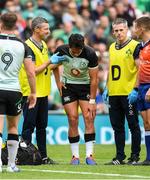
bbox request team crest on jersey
[126,49,132,57]
[42,47,48,55]
[80,62,87,68]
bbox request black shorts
[0,90,23,116]
[61,84,90,105]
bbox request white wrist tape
[89,99,96,104]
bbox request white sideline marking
[22,168,150,179]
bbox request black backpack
[2,140,42,165]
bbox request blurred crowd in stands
[0,0,149,113]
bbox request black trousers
[109,96,141,160]
[22,96,48,158]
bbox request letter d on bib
[111,65,121,80]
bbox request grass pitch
[0,144,150,179]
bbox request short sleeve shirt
[55,45,98,84]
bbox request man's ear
[112,30,115,38]
[140,27,145,33]
[34,27,40,33]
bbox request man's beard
[42,34,49,41]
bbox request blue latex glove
[102,88,109,104]
[50,52,65,64]
[127,88,138,104]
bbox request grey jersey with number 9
[0,34,32,91]
[55,45,98,84]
